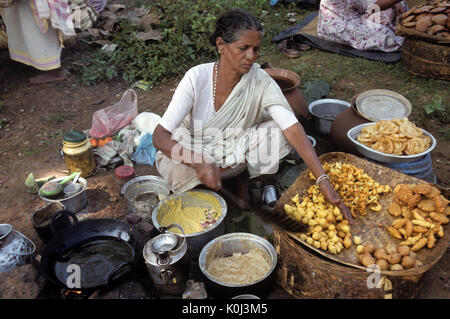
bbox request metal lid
[356,89,412,122]
[115,165,135,180]
[63,130,87,143]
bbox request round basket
[401,37,450,81]
[273,152,450,299]
[273,227,429,299]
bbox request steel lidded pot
[143,223,190,296]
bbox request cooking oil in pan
[54,239,135,288]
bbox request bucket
[367,153,436,183]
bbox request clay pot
[264,68,310,120]
[330,95,370,155]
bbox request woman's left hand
[318,179,354,225]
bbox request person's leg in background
[1,0,67,84]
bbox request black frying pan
[40,218,137,289]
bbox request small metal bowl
[63,183,83,198]
[309,99,350,135]
[199,232,277,298]
[347,123,437,163]
[150,233,178,254]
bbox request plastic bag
[131,133,157,165]
[89,89,138,138]
[132,112,161,146]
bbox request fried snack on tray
[318,162,391,218]
[386,183,449,252]
[283,162,391,255]
[356,118,432,156]
[399,2,450,39]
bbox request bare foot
[30,68,67,84]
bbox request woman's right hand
[193,162,222,191]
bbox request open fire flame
[63,289,84,298]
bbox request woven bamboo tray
[274,152,450,276]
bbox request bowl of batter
[152,189,227,258]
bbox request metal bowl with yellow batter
[151,189,227,258]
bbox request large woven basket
[401,37,450,81]
[273,227,428,299]
[273,152,449,298]
[395,16,450,81]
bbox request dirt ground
[0,43,449,299]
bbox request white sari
[156,63,294,193]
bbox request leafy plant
[439,127,450,140]
[78,50,118,86]
[76,0,276,86]
[423,96,448,123]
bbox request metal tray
[347,123,436,163]
[355,89,411,122]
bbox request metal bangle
[315,174,330,186]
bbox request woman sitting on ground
[153,9,352,222]
[317,0,408,52]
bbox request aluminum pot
[330,95,371,155]
[0,225,36,273]
[152,190,227,258]
[308,99,350,135]
[121,176,171,222]
[39,177,88,213]
[198,232,277,298]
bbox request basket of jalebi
[273,152,449,299]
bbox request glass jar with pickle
[62,131,96,178]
